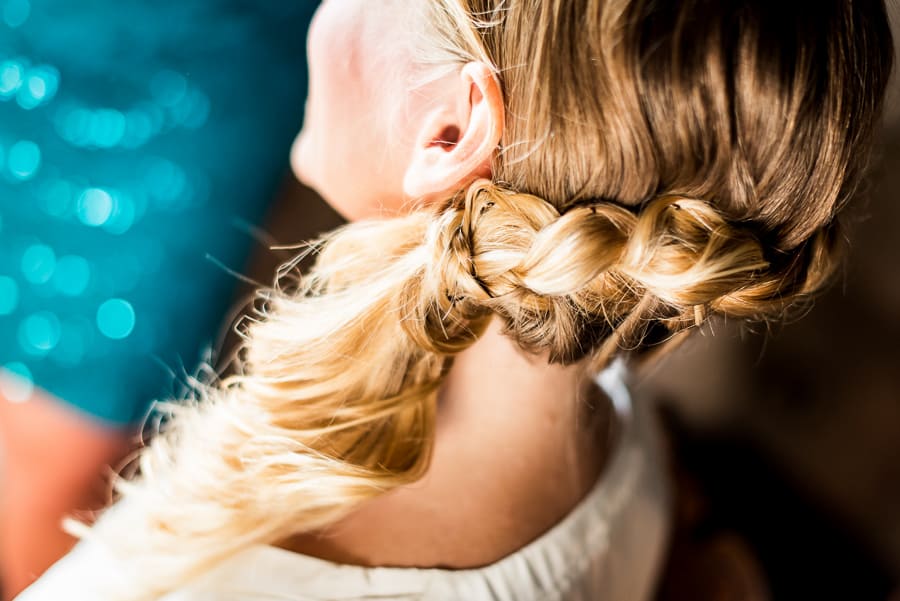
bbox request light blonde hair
[72,1,894,599]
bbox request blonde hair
[75,1,894,599]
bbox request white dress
[17,364,672,601]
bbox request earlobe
[403,61,505,202]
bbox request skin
[283,0,615,568]
[0,388,131,600]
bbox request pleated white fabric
[18,362,671,601]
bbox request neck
[280,316,615,567]
[437,316,605,490]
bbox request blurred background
[0,1,316,598]
[1,1,898,600]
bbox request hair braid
[419,180,837,367]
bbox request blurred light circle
[2,0,30,28]
[0,362,33,403]
[27,74,45,98]
[37,66,58,96]
[58,107,92,145]
[7,140,41,180]
[15,69,46,110]
[180,89,210,129]
[20,311,61,352]
[54,255,91,296]
[21,243,55,284]
[170,88,211,129]
[128,189,149,222]
[134,101,165,132]
[0,60,24,97]
[16,92,38,110]
[0,276,19,315]
[122,108,154,148]
[103,193,136,235]
[97,298,135,340]
[76,188,114,226]
[16,66,59,109]
[146,158,186,206]
[90,108,126,148]
[150,70,187,108]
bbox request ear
[403,62,504,201]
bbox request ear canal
[434,125,460,148]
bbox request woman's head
[85,3,893,599]
[299,0,894,363]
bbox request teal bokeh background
[0,0,316,423]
